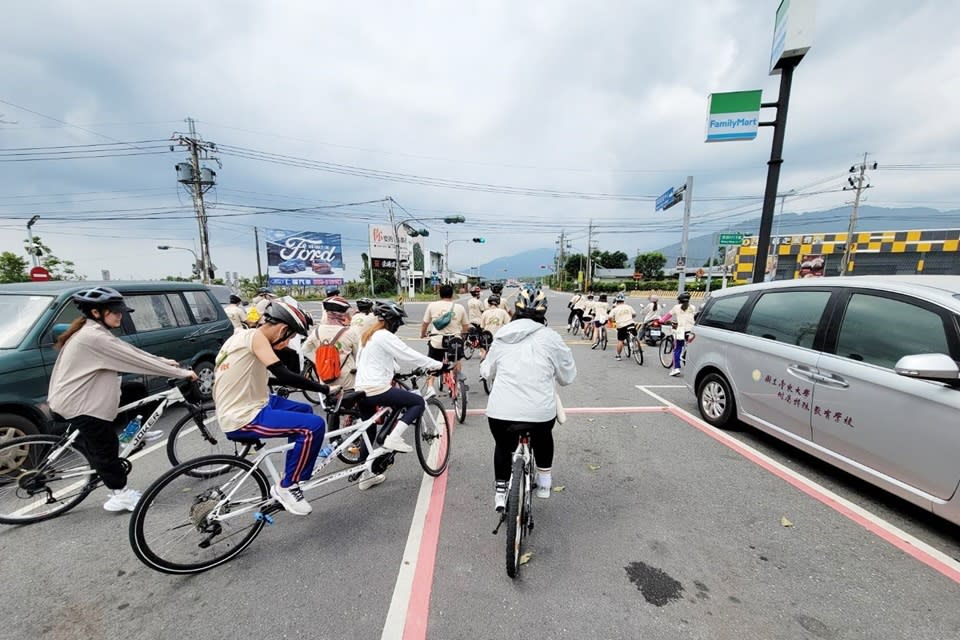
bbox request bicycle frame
[201,406,394,525]
[38,385,191,481]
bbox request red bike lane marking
[666,406,960,586]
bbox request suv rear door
[813,289,960,500]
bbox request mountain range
[467,206,960,278]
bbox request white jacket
[355,329,442,396]
[480,319,577,422]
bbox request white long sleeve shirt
[480,319,577,422]
[354,329,442,396]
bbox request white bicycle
[0,380,202,525]
[129,369,451,574]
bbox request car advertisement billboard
[265,228,344,287]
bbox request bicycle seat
[504,422,536,435]
[337,389,366,411]
[226,431,264,445]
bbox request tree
[634,252,667,280]
[0,252,28,283]
[594,250,628,269]
[413,243,424,272]
[23,235,83,280]
[563,253,585,281]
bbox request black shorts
[428,338,464,362]
[617,325,636,341]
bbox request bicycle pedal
[254,512,275,525]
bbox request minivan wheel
[191,360,216,401]
[0,413,40,443]
[697,373,736,429]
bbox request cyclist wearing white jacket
[480,287,577,512]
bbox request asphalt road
[2,289,959,640]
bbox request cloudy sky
[1,1,958,282]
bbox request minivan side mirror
[894,353,960,385]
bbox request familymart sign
[705,90,762,142]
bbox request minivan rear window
[698,294,748,330]
[744,290,831,348]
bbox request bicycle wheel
[571,318,580,336]
[454,378,467,424]
[0,435,98,524]
[130,455,269,574]
[631,336,644,365]
[463,340,475,361]
[600,329,608,351]
[301,362,325,405]
[167,405,242,478]
[505,457,526,579]
[415,398,451,476]
[659,336,675,368]
[327,412,363,465]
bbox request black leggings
[488,417,555,482]
[567,307,583,326]
[72,415,127,490]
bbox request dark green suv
[0,280,233,438]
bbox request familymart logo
[705,90,762,142]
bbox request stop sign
[29,266,51,282]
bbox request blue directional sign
[655,187,676,211]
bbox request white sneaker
[494,481,508,512]
[271,483,312,516]
[103,487,141,512]
[535,472,552,499]
[358,471,386,491]
[383,433,413,453]
[669,368,681,377]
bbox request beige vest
[213,329,270,432]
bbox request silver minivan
[686,276,960,527]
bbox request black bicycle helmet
[325,285,341,296]
[72,286,133,319]
[490,282,504,294]
[229,294,242,304]
[514,286,548,322]
[471,285,481,297]
[373,301,408,333]
[356,297,374,313]
[488,294,501,306]
[677,292,691,303]
[262,299,310,336]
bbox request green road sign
[719,233,744,245]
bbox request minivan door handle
[812,372,849,388]
[787,364,817,381]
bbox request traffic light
[417,229,429,237]
[472,237,486,243]
[443,215,466,224]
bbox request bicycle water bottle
[119,414,143,444]
[319,444,335,458]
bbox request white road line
[380,471,435,639]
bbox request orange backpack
[314,327,349,383]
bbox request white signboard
[770,0,816,75]
[368,224,412,260]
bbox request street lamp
[157,245,201,280]
[26,215,40,267]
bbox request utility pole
[585,220,593,291]
[174,117,218,285]
[678,176,693,295]
[706,232,717,294]
[253,226,263,286]
[387,198,402,297]
[839,153,877,276]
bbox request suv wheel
[696,372,736,429]
[0,413,40,443]
[192,360,216,401]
